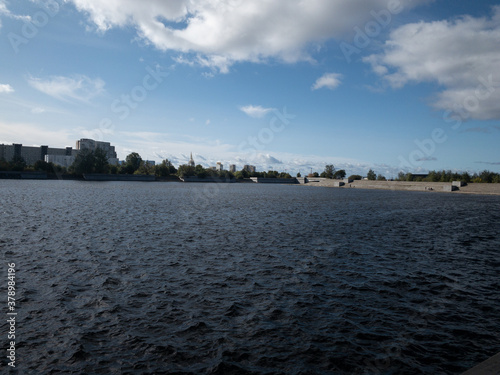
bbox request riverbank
[304,179,500,196]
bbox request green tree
[193,164,207,177]
[155,159,177,176]
[377,174,387,181]
[217,170,234,179]
[439,170,450,182]
[10,155,26,171]
[0,158,9,171]
[197,169,208,178]
[177,164,196,177]
[71,149,95,175]
[348,174,362,180]
[155,160,170,177]
[333,169,346,179]
[94,147,109,173]
[367,169,376,180]
[461,172,471,183]
[321,164,335,179]
[265,170,278,178]
[424,171,438,182]
[479,170,494,183]
[237,169,249,179]
[136,161,154,175]
[125,152,142,172]
[120,164,136,174]
[33,160,54,172]
[296,172,301,178]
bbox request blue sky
[0,0,499,177]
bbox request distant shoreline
[303,179,500,196]
[1,172,499,196]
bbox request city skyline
[1,0,499,177]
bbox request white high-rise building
[76,138,118,165]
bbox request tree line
[2,153,499,183]
[304,165,500,183]
[396,170,500,183]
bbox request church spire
[188,152,195,167]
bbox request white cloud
[31,107,46,114]
[0,83,14,93]
[257,154,282,165]
[312,73,342,90]
[69,0,428,72]
[365,6,500,120]
[27,74,105,102]
[0,0,31,23]
[239,105,274,118]
[0,121,74,146]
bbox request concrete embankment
[83,173,155,181]
[304,179,500,196]
[249,177,298,184]
[0,171,47,179]
[180,176,236,183]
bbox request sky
[0,0,499,177]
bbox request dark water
[1,180,499,374]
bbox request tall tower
[188,152,195,167]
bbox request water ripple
[0,181,499,374]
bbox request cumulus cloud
[239,105,274,118]
[365,6,500,120]
[27,74,105,102]
[312,73,342,90]
[0,121,73,146]
[0,83,14,93]
[69,0,427,72]
[257,154,283,165]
